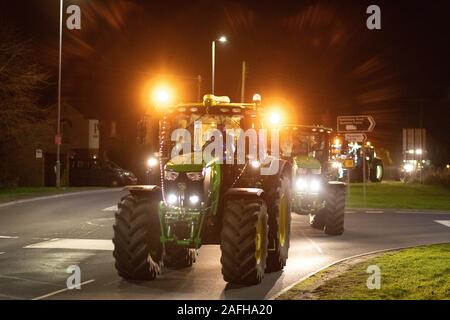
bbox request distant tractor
[332,139,384,183]
[112,94,292,285]
[279,125,346,235]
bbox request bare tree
[0,27,51,186]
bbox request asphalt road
[0,189,449,300]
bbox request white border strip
[269,241,450,300]
[350,208,450,215]
[0,188,121,209]
[32,279,95,300]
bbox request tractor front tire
[266,175,291,273]
[309,211,326,230]
[323,184,346,236]
[164,246,196,269]
[113,193,162,280]
[220,199,268,285]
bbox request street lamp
[211,35,227,94]
[55,0,64,188]
[151,85,174,110]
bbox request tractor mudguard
[201,188,265,245]
[123,185,161,198]
[327,181,346,186]
[225,188,265,199]
[262,158,292,190]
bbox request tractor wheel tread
[112,194,162,281]
[220,199,268,285]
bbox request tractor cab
[113,93,293,286]
[279,124,346,235]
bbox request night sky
[2,0,450,164]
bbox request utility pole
[197,75,202,102]
[56,0,63,188]
[240,61,246,103]
[211,40,215,94]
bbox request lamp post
[211,36,227,94]
[55,0,63,188]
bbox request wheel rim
[376,165,383,180]
[278,193,288,247]
[255,216,264,264]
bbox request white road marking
[102,205,118,212]
[345,210,357,214]
[0,252,5,255]
[435,220,450,228]
[0,188,121,209]
[299,230,323,254]
[365,210,384,214]
[396,211,450,215]
[0,235,19,239]
[24,239,114,251]
[32,279,95,300]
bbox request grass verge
[0,187,107,203]
[277,243,450,300]
[347,181,450,211]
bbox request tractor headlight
[403,163,414,173]
[167,193,178,205]
[164,170,179,181]
[295,177,320,193]
[296,178,308,191]
[250,160,261,168]
[332,161,342,169]
[186,171,204,181]
[310,179,321,192]
[147,157,158,168]
[189,195,200,205]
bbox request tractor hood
[293,156,321,170]
[165,152,218,172]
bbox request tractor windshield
[161,112,247,157]
[281,130,328,163]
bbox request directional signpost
[337,115,376,204]
[344,133,367,143]
[337,115,376,133]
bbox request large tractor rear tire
[323,183,346,236]
[113,193,162,280]
[266,175,291,273]
[370,159,384,183]
[220,199,268,285]
[164,246,196,269]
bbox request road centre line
[102,205,118,211]
[299,229,323,254]
[435,220,450,228]
[0,235,19,239]
[24,238,114,251]
[0,188,121,209]
[32,279,95,300]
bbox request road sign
[337,115,376,133]
[35,149,43,159]
[54,134,61,145]
[344,133,367,143]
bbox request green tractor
[112,94,292,285]
[280,125,346,236]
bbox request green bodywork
[159,153,222,249]
[294,156,321,170]
[292,157,325,214]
